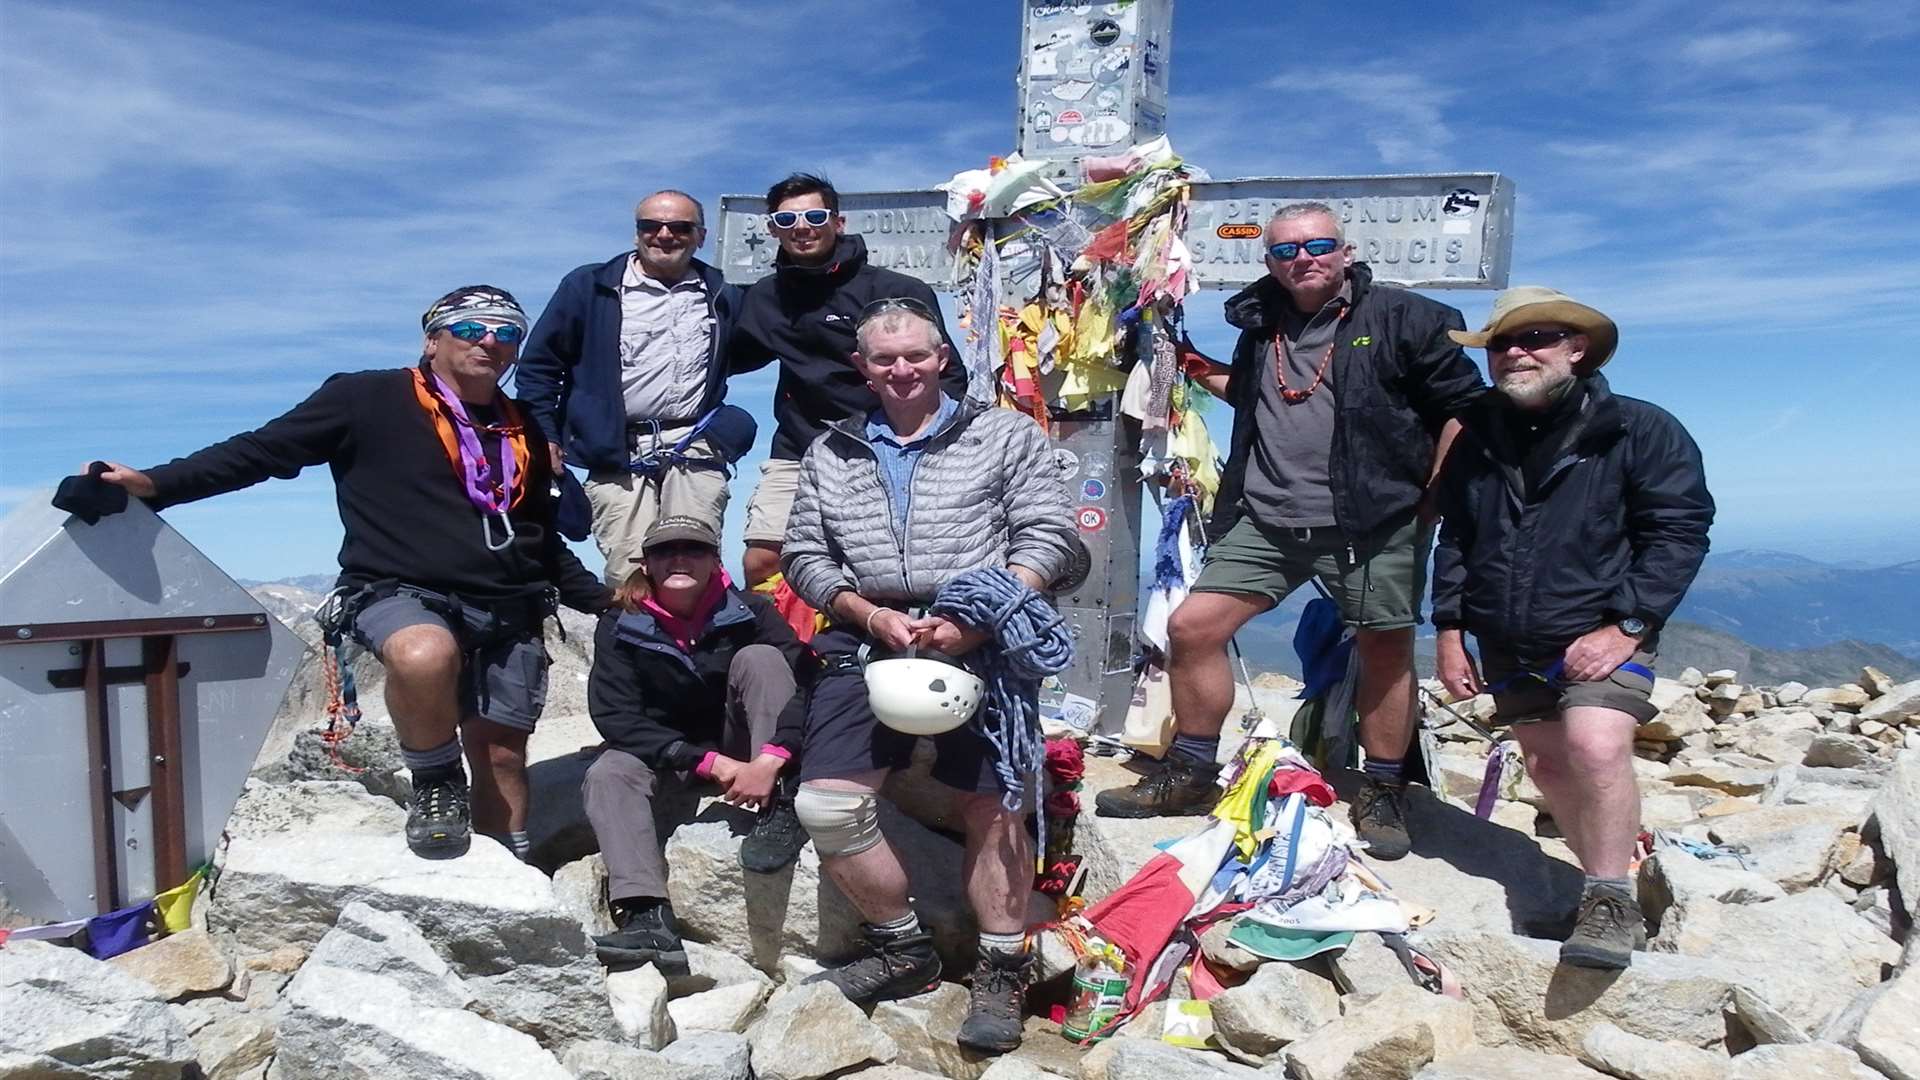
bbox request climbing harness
[1485,657,1656,695]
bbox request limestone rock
[667,978,770,1033]
[1638,851,1786,928]
[1726,1041,1880,1079]
[187,1012,276,1080]
[1208,959,1342,1057]
[665,802,1006,974]
[109,927,234,1001]
[1726,985,1809,1046]
[0,939,197,1078]
[1647,891,1897,1034]
[1091,1039,1264,1078]
[778,953,827,985]
[1805,686,1871,710]
[1281,983,1475,1080]
[670,939,776,996]
[746,982,898,1080]
[659,1031,754,1080]
[848,1066,951,1079]
[1330,933,1424,999]
[1423,930,1736,1054]
[1639,683,1713,741]
[607,962,675,1050]
[1861,667,1895,697]
[1826,963,1920,1080]
[560,1039,703,1080]
[871,981,993,1080]
[978,1059,1069,1079]
[1859,680,1920,724]
[1775,682,1810,705]
[1870,751,1920,921]
[1705,670,1737,688]
[1665,764,1772,796]
[276,963,570,1079]
[1803,733,1885,771]
[1414,1046,1607,1079]
[304,902,472,1009]
[222,778,405,841]
[1704,804,1861,892]
[1577,1022,1726,1080]
[550,852,616,936]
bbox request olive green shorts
[1480,645,1660,725]
[1191,513,1431,631]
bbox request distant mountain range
[1200,549,1919,686]
[247,548,1919,688]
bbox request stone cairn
[3,584,1916,1079]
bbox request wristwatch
[1616,616,1648,639]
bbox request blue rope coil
[929,567,1075,811]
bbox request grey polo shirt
[1241,280,1351,530]
[618,258,712,424]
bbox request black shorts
[797,628,1009,796]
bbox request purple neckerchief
[427,368,516,515]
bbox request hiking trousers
[583,644,794,902]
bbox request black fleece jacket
[1212,264,1487,541]
[144,368,606,611]
[1431,373,1714,661]
[730,234,968,461]
[586,591,812,770]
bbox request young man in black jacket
[91,286,611,860]
[1431,287,1713,969]
[1097,203,1485,863]
[728,172,968,588]
[583,514,812,973]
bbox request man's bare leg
[1167,591,1274,737]
[744,541,783,590]
[954,791,1032,934]
[807,774,913,923]
[463,717,531,857]
[380,624,462,752]
[1353,627,1416,761]
[1513,707,1640,878]
[1096,590,1271,817]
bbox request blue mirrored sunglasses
[1267,238,1342,261]
[768,208,833,229]
[444,321,525,345]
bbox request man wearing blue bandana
[87,286,609,860]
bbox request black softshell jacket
[586,589,812,771]
[1430,373,1715,660]
[1211,263,1487,541]
[730,234,968,461]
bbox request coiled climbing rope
[929,567,1075,812]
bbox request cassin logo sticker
[1089,19,1122,46]
[1216,223,1262,240]
[1442,189,1482,217]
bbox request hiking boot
[957,950,1032,1054]
[1559,888,1646,970]
[805,925,942,1005]
[740,794,807,874]
[1093,756,1221,818]
[405,773,472,858]
[1349,779,1412,860]
[594,899,690,975]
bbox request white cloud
[1679,27,1800,65]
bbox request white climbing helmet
[864,657,984,736]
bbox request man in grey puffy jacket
[780,299,1075,1054]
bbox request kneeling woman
[583,514,813,973]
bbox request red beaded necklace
[1273,302,1353,405]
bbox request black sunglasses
[1267,238,1342,261]
[1488,328,1573,353]
[636,218,701,237]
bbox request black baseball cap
[641,514,721,553]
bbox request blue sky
[4,0,1918,584]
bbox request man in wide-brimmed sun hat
[1431,286,1714,970]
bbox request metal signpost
[717,0,1512,732]
[0,494,302,921]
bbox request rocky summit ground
[3,585,1916,1079]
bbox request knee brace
[793,784,882,857]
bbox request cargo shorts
[1479,644,1660,725]
[1191,512,1432,631]
[350,589,550,732]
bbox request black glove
[51,462,129,525]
